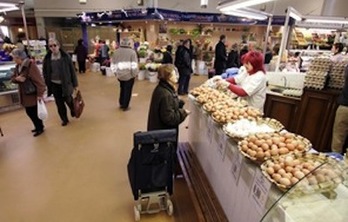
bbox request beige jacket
[110,47,138,81]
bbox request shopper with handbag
[11,48,46,137]
[43,38,78,126]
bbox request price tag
[230,151,243,184]
[249,168,272,214]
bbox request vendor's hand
[15,76,26,82]
[185,109,191,115]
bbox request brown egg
[291,140,299,147]
[278,169,286,176]
[302,169,310,175]
[294,171,305,179]
[297,143,305,151]
[251,144,259,151]
[272,137,280,144]
[256,150,265,159]
[290,177,299,185]
[270,149,279,156]
[266,139,273,146]
[249,136,257,143]
[255,140,263,146]
[284,156,294,166]
[279,137,286,143]
[285,133,294,139]
[303,162,311,169]
[285,166,294,173]
[279,148,289,155]
[261,143,270,151]
[308,176,318,185]
[266,167,275,175]
[272,173,282,182]
[316,174,326,183]
[241,140,248,146]
[273,164,281,172]
[264,151,271,158]
[286,143,295,151]
[279,177,291,187]
[278,142,286,148]
[271,144,278,150]
[241,144,249,152]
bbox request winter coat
[110,47,138,81]
[43,49,78,97]
[162,51,173,64]
[176,47,192,76]
[74,44,88,62]
[227,50,240,68]
[11,59,46,107]
[214,41,227,71]
[147,80,188,131]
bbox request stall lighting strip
[289,11,302,21]
[305,18,348,24]
[217,0,276,11]
[0,7,19,13]
[221,9,268,20]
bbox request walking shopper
[43,38,78,126]
[74,39,88,73]
[110,38,138,111]
[11,48,46,136]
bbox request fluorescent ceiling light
[222,9,268,20]
[0,7,19,13]
[289,11,302,21]
[305,18,348,24]
[217,0,276,11]
[0,3,17,7]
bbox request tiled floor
[0,71,206,222]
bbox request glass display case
[260,157,348,222]
[0,62,20,112]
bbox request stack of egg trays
[305,57,332,90]
[328,61,347,89]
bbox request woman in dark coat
[74,39,88,73]
[11,48,46,136]
[147,64,188,131]
[162,45,173,64]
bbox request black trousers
[25,105,44,131]
[78,60,86,73]
[51,83,75,123]
[119,78,135,109]
[178,74,191,94]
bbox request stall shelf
[0,63,20,113]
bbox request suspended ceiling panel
[33,0,324,18]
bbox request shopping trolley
[127,129,177,221]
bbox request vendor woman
[219,51,267,111]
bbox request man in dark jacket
[227,43,240,68]
[74,39,88,73]
[43,38,78,126]
[176,39,192,95]
[214,35,227,75]
[162,45,173,64]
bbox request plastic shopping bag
[37,100,48,121]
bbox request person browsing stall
[219,51,267,111]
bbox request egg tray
[238,132,312,165]
[211,107,263,126]
[223,118,285,141]
[260,153,343,194]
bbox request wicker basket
[260,152,343,194]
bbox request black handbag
[23,77,36,95]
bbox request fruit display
[261,153,343,193]
[238,132,311,163]
[223,118,284,140]
[328,61,347,89]
[211,106,262,125]
[305,58,332,90]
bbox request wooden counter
[264,88,341,152]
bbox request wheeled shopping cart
[127,129,177,221]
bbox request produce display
[223,118,284,139]
[304,58,332,90]
[238,132,311,163]
[211,106,262,125]
[328,61,347,89]
[261,153,343,193]
[202,99,245,113]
